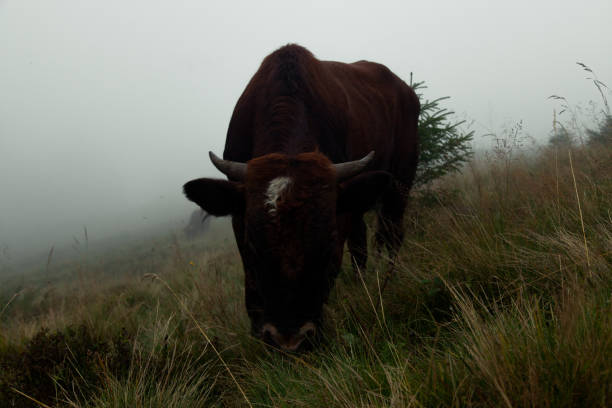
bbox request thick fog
[1,0,611,261]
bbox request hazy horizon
[1,0,611,261]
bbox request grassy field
[1,141,611,407]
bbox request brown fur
[244,152,337,281]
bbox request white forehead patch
[265,176,292,214]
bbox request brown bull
[184,44,419,351]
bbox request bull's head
[183,151,390,351]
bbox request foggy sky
[1,0,611,258]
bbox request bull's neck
[254,96,317,156]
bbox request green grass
[1,143,611,407]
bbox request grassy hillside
[1,142,611,407]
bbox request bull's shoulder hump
[322,59,403,88]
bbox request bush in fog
[549,126,574,147]
[587,114,612,145]
[549,62,610,147]
[413,80,474,187]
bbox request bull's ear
[183,178,244,216]
[337,171,392,214]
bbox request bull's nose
[262,322,317,351]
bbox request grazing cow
[184,44,419,351]
[184,209,212,239]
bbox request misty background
[1,0,611,262]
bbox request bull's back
[224,45,419,184]
[320,59,420,182]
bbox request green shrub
[587,114,612,145]
[413,80,474,187]
[0,325,132,407]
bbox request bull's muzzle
[262,322,316,352]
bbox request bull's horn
[209,151,247,181]
[333,151,375,181]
